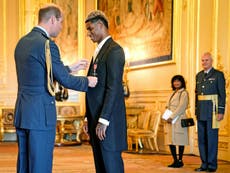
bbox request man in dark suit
[83,10,127,173]
[14,4,97,173]
[195,52,226,172]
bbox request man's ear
[97,20,105,29]
[50,16,55,24]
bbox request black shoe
[207,168,216,172]
[194,167,207,172]
[168,161,177,167]
[175,160,184,168]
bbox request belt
[198,94,219,129]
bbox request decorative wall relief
[217,53,230,135]
[98,0,173,69]
[1,108,15,133]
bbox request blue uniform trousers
[197,120,219,170]
[16,128,56,173]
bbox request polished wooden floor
[0,142,229,173]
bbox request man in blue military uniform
[195,52,226,172]
[14,4,97,173]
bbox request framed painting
[52,0,78,65]
[97,0,173,69]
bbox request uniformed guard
[194,52,226,172]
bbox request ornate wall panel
[0,0,7,88]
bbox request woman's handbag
[181,118,195,127]
[181,108,195,128]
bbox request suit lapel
[88,38,113,76]
[94,38,113,63]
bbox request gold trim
[212,0,219,67]
[196,0,201,71]
[0,0,7,87]
[78,0,86,115]
[78,0,85,61]
[172,0,182,73]
[18,0,25,37]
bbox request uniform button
[202,85,205,88]
[51,101,54,104]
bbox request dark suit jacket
[86,38,127,151]
[14,27,88,130]
[195,68,226,120]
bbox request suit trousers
[197,120,219,170]
[91,138,124,173]
[16,127,56,173]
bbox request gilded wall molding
[172,0,183,73]
[0,0,7,88]
[212,0,218,63]
[216,54,230,136]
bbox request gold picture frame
[97,0,174,69]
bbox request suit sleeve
[49,41,88,92]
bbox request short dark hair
[85,16,108,28]
[38,4,62,23]
[85,10,108,29]
[171,75,186,90]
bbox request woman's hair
[171,75,186,90]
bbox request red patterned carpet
[0,142,229,173]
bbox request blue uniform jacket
[14,27,88,130]
[195,68,226,121]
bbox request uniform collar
[204,67,213,74]
[97,35,111,52]
[35,25,50,38]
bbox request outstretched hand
[69,59,89,73]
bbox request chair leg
[154,137,159,151]
[127,136,132,150]
[147,138,154,150]
[138,138,143,149]
[135,138,139,152]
